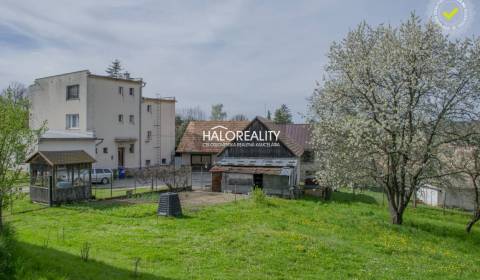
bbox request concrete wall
[141,99,176,166]
[29,72,178,170]
[87,75,142,169]
[29,71,89,131]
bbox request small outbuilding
[26,150,95,205]
[417,184,476,211]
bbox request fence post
[110,173,113,198]
[134,173,137,194]
[200,166,203,189]
[49,175,53,206]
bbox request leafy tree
[210,104,227,121]
[309,15,480,225]
[1,82,27,105]
[175,115,188,147]
[230,114,248,121]
[267,110,272,120]
[176,106,207,146]
[0,93,44,231]
[106,59,123,78]
[273,104,292,124]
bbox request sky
[1,0,479,122]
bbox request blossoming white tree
[309,14,480,224]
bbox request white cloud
[0,0,478,121]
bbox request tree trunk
[385,186,406,225]
[466,210,480,233]
[391,210,404,225]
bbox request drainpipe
[139,80,146,169]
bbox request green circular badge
[433,0,469,31]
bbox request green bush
[251,186,267,205]
[0,225,17,279]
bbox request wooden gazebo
[26,150,95,205]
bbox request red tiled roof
[176,117,312,156]
[176,121,249,153]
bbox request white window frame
[66,114,80,129]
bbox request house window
[66,85,79,100]
[129,88,134,96]
[129,144,134,153]
[147,130,152,141]
[103,147,108,154]
[129,115,135,124]
[118,114,124,123]
[162,158,167,164]
[147,104,152,113]
[145,160,151,167]
[66,114,79,129]
[118,86,123,95]
[191,155,211,165]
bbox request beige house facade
[29,70,175,170]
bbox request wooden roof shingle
[26,150,96,166]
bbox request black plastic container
[157,192,182,217]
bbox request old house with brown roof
[176,116,314,195]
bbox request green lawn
[5,190,480,279]
[92,185,168,199]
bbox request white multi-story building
[28,70,176,170]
